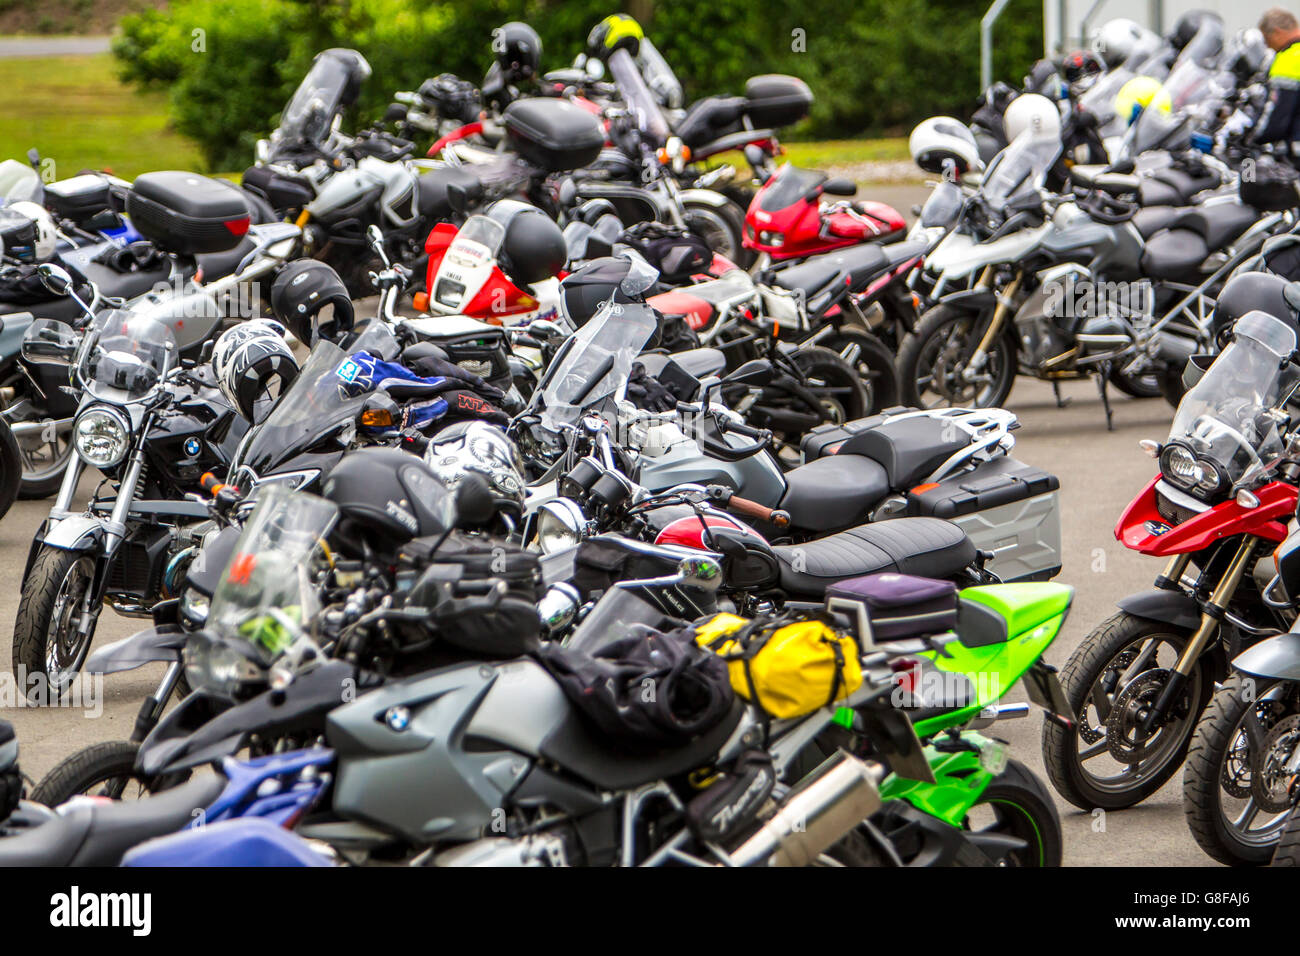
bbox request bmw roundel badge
[183,437,201,457]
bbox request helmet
[1170,10,1223,53]
[0,201,57,262]
[908,116,981,175]
[1003,93,1061,142]
[560,253,660,327]
[321,447,456,559]
[492,22,542,85]
[1227,28,1273,84]
[423,421,525,520]
[587,13,643,60]
[1061,49,1104,91]
[1024,59,1065,100]
[486,199,567,287]
[270,259,355,346]
[1114,75,1166,125]
[212,319,299,422]
[1091,18,1149,68]
[1210,271,1293,338]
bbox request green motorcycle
[812,582,1075,866]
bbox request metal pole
[981,0,1015,92]
[1079,0,1112,51]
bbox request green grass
[0,52,202,178]
[781,137,910,168]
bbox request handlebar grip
[728,495,791,530]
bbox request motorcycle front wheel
[12,547,98,704]
[31,741,187,807]
[1042,611,1210,810]
[682,198,745,264]
[1183,674,1300,865]
[897,304,1017,409]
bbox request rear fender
[879,738,991,827]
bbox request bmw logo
[183,437,201,457]
[384,706,411,732]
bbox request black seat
[196,236,258,282]
[417,165,493,222]
[538,700,745,791]
[837,415,973,490]
[1139,229,1209,282]
[640,348,727,380]
[0,774,225,867]
[1164,202,1260,252]
[770,242,890,297]
[774,517,977,598]
[1131,205,1183,238]
[675,96,747,149]
[778,454,891,533]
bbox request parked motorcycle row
[0,9,1299,868]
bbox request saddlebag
[742,75,813,130]
[126,171,251,255]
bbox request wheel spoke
[1078,739,1109,762]
[1233,798,1260,830]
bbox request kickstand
[1052,381,1071,409]
[1096,365,1115,431]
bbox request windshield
[82,311,176,401]
[1167,312,1300,493]
[638,37,684,109]
[278,55,356,146]
[1117,26,1231,161]
[756,164,825,212]
[231,322,399,478]
[608,47,671,147]
[979,131,1059,212]
[206,486,338,667]
[538,299,658,428]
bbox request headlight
[535,498,587,555]
[1160,443,1225,498]
[182,631,264,700]
[73,405,130,468]
[178,587,210,629]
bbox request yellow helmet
[1114,75,1168,125]
[587,14,644,60]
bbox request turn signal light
[361,409,397,427]
[413,292,430,312]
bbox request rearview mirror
[724,358,775,388]
[822,178,857,197]
[21,318,79,367]
[36,263,75,297]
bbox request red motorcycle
[1042,312,1300,835]
[743,164,907,267]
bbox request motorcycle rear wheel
[31,740,187,807]
[898,304,1017,409]
[12,547,98,704]
[965,758,1063,866]
[818,328,899,413]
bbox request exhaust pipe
[729,751,884,867]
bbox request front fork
[1139,537,1257,733]
[963,269,1020,381]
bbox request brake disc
[1079,649,1140,744]
[1106,669,1172,764]
[1250,713,1300,813]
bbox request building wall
[1041,0,1281,54]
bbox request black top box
[127,171,251,256]
[743,75,813,130]
[503,98,605,173]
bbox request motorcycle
[1043,309,1300,815]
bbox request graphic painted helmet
[212,319,299,422]
[423,420,525,519]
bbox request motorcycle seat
[1131,205,1184,238]
[1139,229,1209,282]
[675,95,748,149]
[773,517,977,598]
[778,454,892,532]
[0,774,225,867]
[835,415,974,489]
[196,236,258,282]
[417,165,494,222]
[661,347,728,379]
[769,242,892,297]
[1164,202,1260,252]
[537,699,746,791]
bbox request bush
[114,0,1045,171]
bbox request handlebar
[705,485,791,529]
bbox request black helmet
[587,14,643,61]
[560,255,646,327]
[487,199,567,287]
[493,22,542,85]
[270,259,355,346]
[1210,271,1292,339]
[1169,10,1223,53]
[321,448,456,559]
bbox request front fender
[25,515,106,578]
[677,187,731,209]
[1116,589,1202,632]
[1232,632,1300,682]
[85,624,186,675]
[936,288,997,312]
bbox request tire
[1108,364,1164,399]
[897,303,1017,409]
[819,328,899,413]
[1041,611,1210,810]
[967,758,1064,866]
[12,547,99,703]
[683,198,744,264]
[1183,674,1299,866]
[0,420,20,520]
[785,346,868,438]
[0,384,71,500]
[1269,804,1300,866]
[30,740,185,806]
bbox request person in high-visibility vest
[1252,8,1300,154]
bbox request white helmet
[908,116,981,175]
[211,319,299,422]
[1091,18,1153,69]
[423,420,525,520]
[0,201,57,262]
[1003,93,1061,143]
